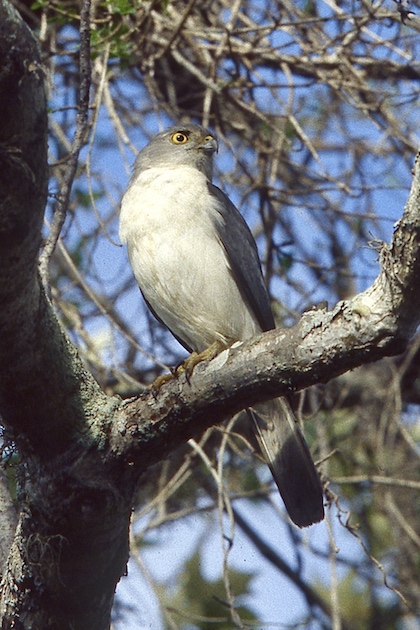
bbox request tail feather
[249,398,324,527]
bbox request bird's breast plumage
[119,165,261,351]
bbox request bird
[119,124,324,527]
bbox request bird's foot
[177,341,225,381]
[149,369,176,395]
[149,341,225,393]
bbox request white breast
[120,166,259,351]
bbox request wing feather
[208,183,275,333]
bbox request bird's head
[133,124,218,181]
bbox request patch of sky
[114,487,385,630]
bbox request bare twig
[39,0,92,291]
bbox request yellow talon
[178,340,225,377]
[150,341,226,392]
[149,370,175,394]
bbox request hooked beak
[200,135,218,155]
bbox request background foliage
[12,0,420,627]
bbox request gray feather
[209,184,275,333]
[248,399,324,527]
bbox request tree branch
[232,507,337,628]
[38,0,92,291]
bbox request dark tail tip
[271,434,325,528]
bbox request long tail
[248,397,324,527]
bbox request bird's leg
[177,340,226,380]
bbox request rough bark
[0,470,17,576]
[0,1,420,628]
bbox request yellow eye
[171,132,189,145]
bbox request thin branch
[332,476,420,490]
[39,0,92,292]
[232,506,336,626]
